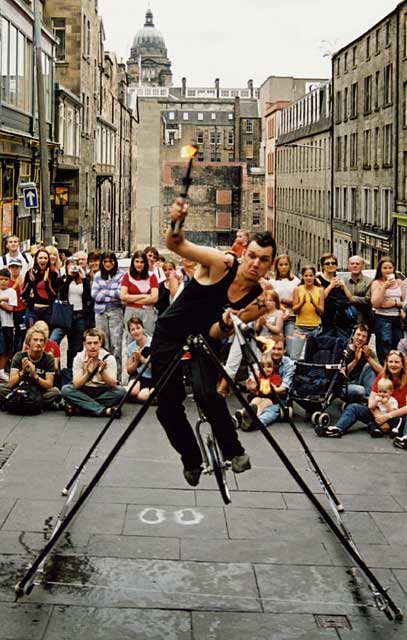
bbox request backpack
[2,252,30,266]
[4,380,43,415]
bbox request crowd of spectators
[0,229,407,452]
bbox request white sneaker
[0,370,9,383]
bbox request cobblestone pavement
[0,396,406,639]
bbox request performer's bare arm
[166,199,234,281]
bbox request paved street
[0,396,406,639]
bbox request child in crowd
[369,378,398,434]
[0,268,17,381]
[126,316,153,402]
[256,289,284,338]
[235,353,282,431]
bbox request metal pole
[33,0,53,246]
[149,206,153,246]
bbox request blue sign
[22,185,38,209]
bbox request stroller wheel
[311,411,321,425]
[287,406,293,419]
[318,413,330,427]
[280,406,293,420]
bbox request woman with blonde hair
[45,245,62,274]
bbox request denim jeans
[290,325,318,361]
[283,317,296,358]
[51,312,87,368]
[25,306,52,329]
[336,403,378,434]
[374,314,404,365]
[61,383,126,415]
[95,308,124,381]
[258,403,281,427]
[346,363,377,403]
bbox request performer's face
[241,241,273,282]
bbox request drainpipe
[394,7,400,265]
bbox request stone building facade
[264,101,290,233]
[127,9,172,88]
[275,82,332,271]
[0,0,56,251]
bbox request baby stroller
[287,333,348,428]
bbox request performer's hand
[169,198,188,225]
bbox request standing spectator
[343,324,382,402]
[8,258,27,353]
[269,255,300,357]
[144,246,165,283]
[0,326,61,410]
[120,251,158,337]
[0,235,33,276]
[155,260,178,316]
[0,268,17,381]
[22,249,59,328]
[343,255,372,327]
[318,253,354,337]
[256,289,284,338]
[46,245,63,276]
[58,249,72,263]
[91,251,124,380]
[74,251,88,273]
[61,328,126,417]
[87,250,102,328]
[291,265,324,360]
[371,257,405,365]
[126,316,153,402]
[231,229,249,258]
[50,256,92,368]
[316,350,407,439]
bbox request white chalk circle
[139,508,166,525]
[174,509,204,526]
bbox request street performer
[151,198,276,486]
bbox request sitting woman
[120,251,159,337]
[126,316,153,402]
[371,257,405,365]
[50,256,92,368]
[22,249,59,328]
[316,350,407,441]
[291,265,324,360]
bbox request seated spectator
[234,336,295,430]
[8,257,27,353]
[370,378,399,434]
[61,328,126,417]
[25,320,61,371]
[256,289,284,338]
[126,316,153,402]
[343,255,372,327]
[0,268,17,381]
[0,326,61,410]
[291,265,324,360]
[269,255,300,357]
[318,253,354,337]
[315,350,407,439]
[371,257,405,365]
[343,324,382,403]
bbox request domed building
[127,9,172,87]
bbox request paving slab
[224,506,331,541]
[195,489,286,508]
[86,534,180,560]
[91,486,196,505]
[234,465,320,492]
[192,611,338,639]
[283,492,404,512]
[19,556,262,612]
[0,497,16,528]
[43,605,192,640]
[337,616,405,638]
[254,563,407,616]
[123,503,228,538]
[0,529,89,557]
[371,512,407,545]
[0,602,52,640]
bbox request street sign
[22,184,38,209]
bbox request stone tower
[127,8,172,87]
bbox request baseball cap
[8,258,22,267]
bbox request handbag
[51,296,74,329]
[5,380,43,415]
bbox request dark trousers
[151,338,245,470]
[13,311,27,353]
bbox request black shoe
[315,424,342,438]
[183,467,202,486]
[393,435,407,450]
[370,428,384,438]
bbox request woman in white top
[371,257,405,364]
[269,255,300,357]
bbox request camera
[72,263,80,273]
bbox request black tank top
[154,258,262,342]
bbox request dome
[132,9,166,52]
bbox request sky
[98,0,400,87]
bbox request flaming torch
[172,144,199,237]
[255,335,276,354]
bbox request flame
[256,336,276,353]
[259,378,271,395]
[181,144,199,160]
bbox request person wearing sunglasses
[318,253,354,337]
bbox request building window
[381,188,392,229]
[344,51,348,72]
[375,28,380,54]
[404,82,407,127]
[228,131,234,145]
[362,188,370,224]
[343,135,348,171]
[197,112,203,120]
[210,131,221,144]
[228,113,233,120]
[374,71,380,110]
[343,87,348,120]
[169,112,175,120]
[374,127,380,167]
[385,20,391,47]
[197,151,204,162]
[336,57,340,77]
[404,13,407,57]
[335,91,342,123]
[350,187,357,222]
[383,123,392,166]
[246,120,253,133]
[334,187,341,219]
[350,132,358,168]
[352,45,357,67]
[364,75,372,114]
[183,112,189,120]
[403,153,407,200]
[373,188,380,225]
[52,18,66,61]
[211,113,216,120]
[196,131,204,144]
[366,35,370,60]
[336,136,342,171]
[86,20,91,57]
[363,129,371,168]
[383,64,393,105]
[350,82,358,118]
